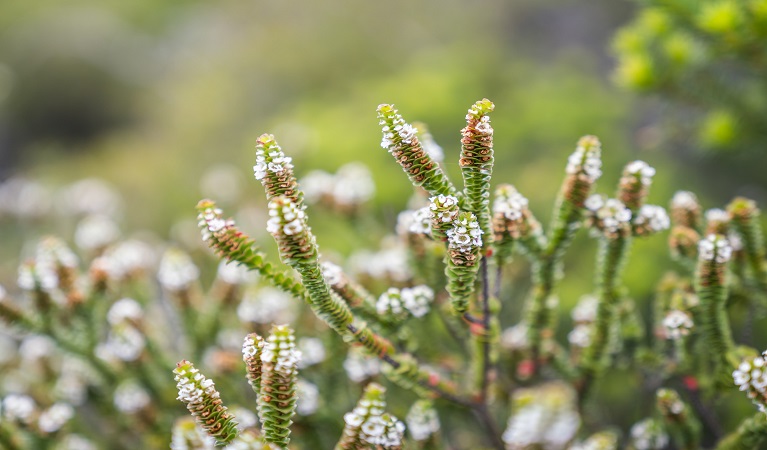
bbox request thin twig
[472,403,506,450]
[480,257,491,403]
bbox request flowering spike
[633,204,670,237]
[670,191,701,229]
[445,212,483,314]
[196,199,305,299]
[460,99,495,250]
[254,134,303,208]
[704,208,730,235]
[377,104,458,198]
[266,195,353,335]
[173,360,239,445]
[563,135,602,206]
[618,160,656,211]
[242,333,265,396]
[696,234,735,378]
[258,325,300,448]
[584,195,633,240]
[727,197,767,296]
[335,382,405,450]
[492,184,546,262]
[429,194,460,241]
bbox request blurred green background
[2,0,767,445]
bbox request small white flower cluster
[349,239,411,283]
[662,310,694,340]
[343,398,405,447]
[406,400,440,442]
[237,286,296,324]
[408,207,433,236]
[623,160,656,186]
[418,129,444,162]
[568,431,618,450]
[565,138,602,182]
[2,393,37,424]
[301,163,376,209]
[698,234,733,263]
[629,418,669,450]
[733,351,767,412]
[501,323,529,351]
[378,105,417,150]
[217,261,257,285]
[297,337,326,368]
[261,326,301,376]
[75,214,121,251]
[0,177,51,219]
[705,208,730,225]
[17,237,79,296]
[376,287,407,319]
[343,347,381,383]
[429,194,460,224]
[175,363,217,406]
[93,239,156,281]
[568,325,593,348]
[114,380,150,414]
[447,214,483,253]
[266,198,305,237]
[54,357,96,406]
[107,298,143,326]
[57,434,98,450]
[57,178,122,218]
[198,205,233,243]
[254,136,294,181]
[493,185,529,221]
[170,418,217,450]
[633,205,670,235]
[37,402,74,433]
[571,295,598,323]
[296,378,320,416]
[584,195,632,238]
[97,324,146,362]
[18,334,56,361]
[230,407,257,430]
[321,261,344,286]
[158,248,200,292]
[469,113,494,135]
[401,285,434,318]
[502,382,580,450]
[671,191,699,211]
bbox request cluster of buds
[158,248,200,294]
[376,285,434,323]
[698,234,733,268]
[563,135,602,206]
[445,212,483,314]
[337,383,405,449]
[632,204,670,237]
[254,133,302,207]
[460,99,495,247]
[670,191,701,229]
[255,325,301,448]
[584,195,633,239]
[429,194,460,241]
[618,160,656,210]
[397,206,432,237]
[18,236,82,306]
[173,360,239,445]
[266,196,318,265]
[661,309,693,340]
[733,350,767,412]
[377,104,455,198]
[492,184,545,259]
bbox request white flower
[501,324,529,350]
[572,295,598,323]
[493,185,529,221]
[705,208,729,224]
[565,138,602,182]
[671,191,699,210]
[630,418,669,450]
[158,248,200,291]
[624,160,656,186]
[568,324,592,348]
[334,163,376,207]
[38,403,74,433]
[216,261,257,285]
[2,394,37,424]
[74,214,120,251]
[107,298,143,326]
[296,379,320,416]
[114,381,150,414]
[19,335,56,361]
[237,286,296,324]
[662,310,693,340]
[634,205,670,234]
[429,195,459,223]
[406,400,440,442]
[321,261,344,286]
[297,337,326,368]
[344,348,381,383]
[377,288,406,317]
[261,328,301,376]
[409,207,432,235]
[446,214,483,253]
[401,285,434,318]
[698,234,732,263]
